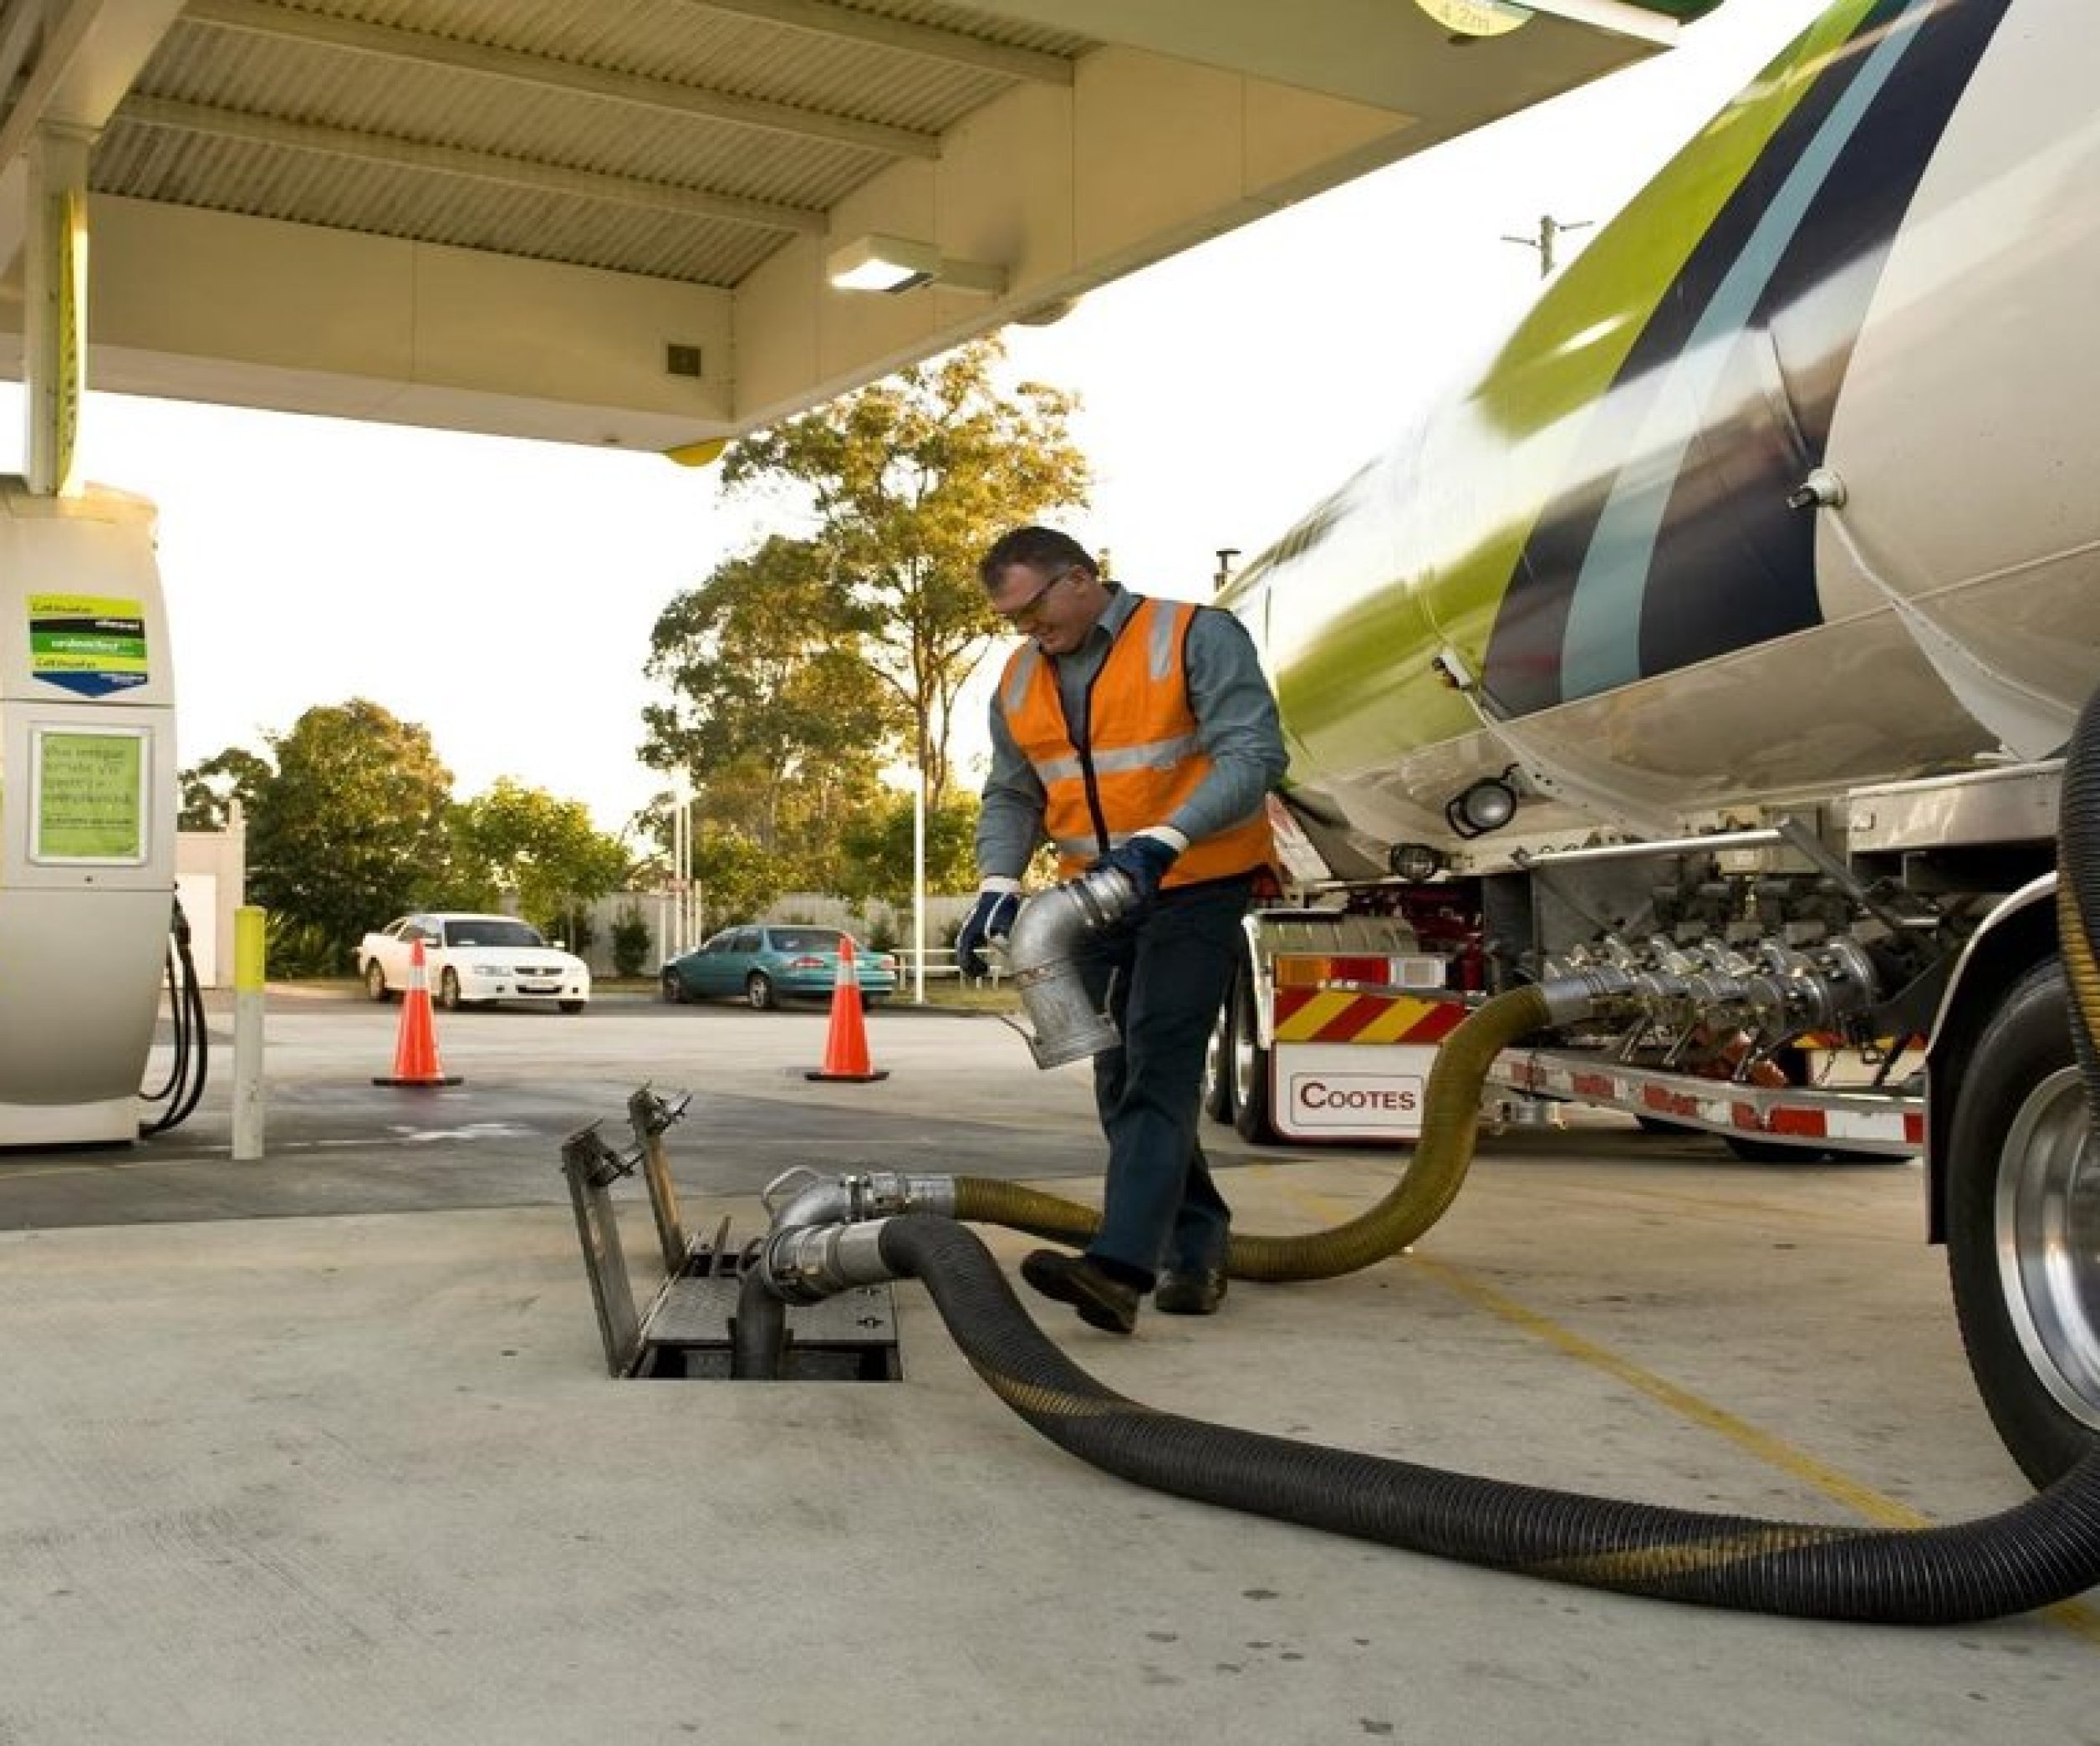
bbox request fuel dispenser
[0,478,178,1146]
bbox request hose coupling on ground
[762,1167,957,1233]
[757,1218,897,1304]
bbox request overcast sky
[26,0,1831,835]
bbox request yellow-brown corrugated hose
[951,986,1553,1280]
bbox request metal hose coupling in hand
[1002,865,1138,1069]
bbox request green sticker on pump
[28,593,149,698]
[35,729,145,861]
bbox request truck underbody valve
[1543,932,1884,1071]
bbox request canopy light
[826,234,1007,297]
[1414,0,1532,38]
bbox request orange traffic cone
[805,934,889,1084]
[374,938,464,1087]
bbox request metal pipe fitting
[757,1218,897,1305]
[761,1166,959,1233]
[1002,866,1139,1068]
[1536,965,1641,1028]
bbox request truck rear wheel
[1231,970,1276,1144]
[1203,982,1236,1124]
[1945,960,2100,1487]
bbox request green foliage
[179,746,273,831]
[446,778,632,933]
[855,908,902,952]
[610,906,653,978]
[262,909,344,981]
[717,336,1090,812]
[835,793,981,911]
[246,699,454,962]
[691,824,788,928]
[641,535,900,889]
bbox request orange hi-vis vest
[997,595,1276,887]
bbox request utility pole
[1213,548,1241,594]
[1502,212,1593,278]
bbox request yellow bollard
[232,905,266,1161]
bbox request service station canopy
[0,0,1718,457]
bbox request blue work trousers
[1071,874,1252,1284]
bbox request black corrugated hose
[869,686,2100,1619]
[2058,686,2100,1131]
[878,1213,2100,1621]
[731,1266,788,1381]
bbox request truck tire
[1945,960,2100,1487]
[1203,977,1237,1124]
[1231,969,1276,1144]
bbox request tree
[691,823,788,927]
[640,535,900,886]
[178,746,272,830]
[447,778,632,938]
[247,699,453,958]
[720,336,1089,812]
[836,793,980,911]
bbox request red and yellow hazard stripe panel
[1272,988,1468,1045]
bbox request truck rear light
[1274,954,1433,988]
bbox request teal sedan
[660,926,898,1010]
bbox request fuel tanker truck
[1200,0,2100,1485]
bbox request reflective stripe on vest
[998,595,1276,887]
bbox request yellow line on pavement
[1257,1169,2100,1644]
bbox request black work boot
[1154,1269,1227,1315]
[1021,1249,1140,1335]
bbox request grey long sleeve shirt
[974,585,1288,882]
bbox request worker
[957,526,1287,1334]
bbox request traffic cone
[805,934,889,1084]
[374,938,463,1087]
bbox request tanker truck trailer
[1206,0,2100,1485]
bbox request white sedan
[355,912,591,1013]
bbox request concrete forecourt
[0,985,2091,1744]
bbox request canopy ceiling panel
[0,0,1715,449]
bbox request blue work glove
[1092,833,1181,910]
[956,886,1022,979]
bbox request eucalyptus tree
[718,337,1089,811]
[641,534,900,890]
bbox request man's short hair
[979,526,1097,589]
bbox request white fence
[573,889,978,978]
